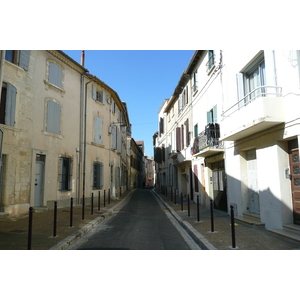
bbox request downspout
[83,76,95,201]
[0,50,5,100]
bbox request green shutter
[207,111,213,123]
[213,105,218,123]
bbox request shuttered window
[93,162,103,189]
[94,115,103,144]
[176,127,181,152]
[49,62,63,89]
[59,157,72,191]
[5,50,30,71]
[117,128,122,153]
[47,100,61,134]
[111,125,117,149]
[0,83,17,127]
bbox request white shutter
[49,63,62,88]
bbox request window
[48,62,63,89]
[244,60,265,101]
[0,82,17,127]
[192,69,198,93]
[59,157,72,191]
[5,50,30,71]
[92,85,106,104]
[93,162,103,189]
[115,166,121,188]
[46,100,61,134]
[237,53,266,106]
[207,105,217,123]
[178,94,183,112]
[94,115,103,144]
[207,50,215,72]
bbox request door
[247,149,260,214]
[34,154,45,207]
[289,149,300,225]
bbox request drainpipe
[0,50,5,100]
[82,76,95,201]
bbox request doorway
[288,139,300,225]
[34,154,45,207]
[246,149,260,214]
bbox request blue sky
[63,50,194,157]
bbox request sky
[63,50,195,158]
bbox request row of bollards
[162,186,237,249]
[27,190,112,250]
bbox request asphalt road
[69,188,200,250]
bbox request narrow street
[68,188,201,250]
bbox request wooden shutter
[181,124,184,150]
[176,127,181,151]
[5,83,17,127]
[111,125,117,149]
[19,50,30,71]
[212,105,218,123]
[49,63,62,88]
[207,111,213,123]
[47,101,61,134]
[185,119,189,147]
[117,128,122,153]
[94,115,103,144]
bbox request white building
[221,50,300,230]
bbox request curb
[152,189,217,250]
[49,190,134,250]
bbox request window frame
[59,157,72,191]
[93,162,103,190]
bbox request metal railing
[222,86,282,119]
[192,124,223,155]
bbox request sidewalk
[153,188,300,250]
[0,190,133,250]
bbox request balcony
[191,124,224,158]
[220,86,285,141]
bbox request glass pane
[293,166,300,174]
[294,178,300,186]
[292,153,299,163]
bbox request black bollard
[27,207,33,250]
[197,195,200,222]
[91,192,94,215]
[174,189,177,205]
[210,199,214,232]
[98,191,100,211]
[230,205,236,249]
[171,187,173,202]
[82,195,85,220]
[181,193,183,211]
[108,189,111,205]
[70,197,73,228]
[104,190,106,207]
[187,194,190,217]
[53,201,57,237]
[166,186,168,197]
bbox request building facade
[221,50,300,230]
[0,50,139,217]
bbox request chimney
[81,50,85,67]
